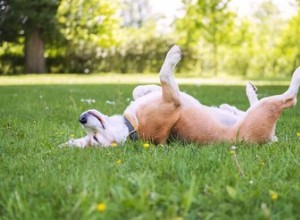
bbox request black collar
[123,116,139,140]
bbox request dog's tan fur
[61,45,299,148]
[131,46,299,145]
[172,95,296,144]
[136,98,181,144]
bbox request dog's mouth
[88,111,106,130]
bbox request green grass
[0,82,300,220]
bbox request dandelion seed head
[230,145,237,151]
[106,100,116,105]
[81,98,96,104]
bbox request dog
[60,45,300,148]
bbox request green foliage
[0,41,24,74]
[0,82,300,219]
[51,0,121,73]
[0,0,61,42]
[175,0,300,77]
[98,22,176,73]
[277,11,300,75]
[0,0,62,73]
[1,0,300,75]
[178,0,235,46]
[176,0,235,75]
[57,0,120,47]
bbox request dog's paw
[58,139,85,148]
[132,85,161,100]
[246,82,257,94]
[219,103,239,115]
[58,139,75,148]
[165,45,182,67]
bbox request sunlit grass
[0,73,291,86]
[0,83,299,219]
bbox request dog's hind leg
[246,82,259,106]
[159,45,182,106]
[246,82,279,142]
[219,82,259,118]
[236,67,300,143]
[283,67,300,100]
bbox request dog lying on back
[61,46,300,148]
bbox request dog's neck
[106,115,137,144]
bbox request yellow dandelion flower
[96,202,106,212]
[269,190,279,201]
[70,134,75,138]
[111,143,117,147]
[116,159,122,164]
[229,150,236,155]
[297,132,300,137]
[143,143,150,149]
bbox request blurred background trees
[0,0,61,73]
[0,0,299,77]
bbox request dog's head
[79,109,114,147]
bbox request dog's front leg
[132,85,161,100]
[159,45,182,106]
[59,136,90,148]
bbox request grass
[0,73,292,86]
[0,79,300,219]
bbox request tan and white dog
[61,46,300,148]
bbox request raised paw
[246,82,257,94]
[246,82,259,106]
[165,45,182,67]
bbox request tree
[0,0,61,73]
[277,11,300,75]
[246,0,286,77]
[176,0,235,75]
[56,0,120,73]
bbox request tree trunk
[25,28,46,73]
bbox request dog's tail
[284,67,300,97]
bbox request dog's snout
[79,115,87,124]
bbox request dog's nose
[79,115,87,124]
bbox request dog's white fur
[61,46,299,148]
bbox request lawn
[0,79,300,220]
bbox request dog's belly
[172,107,234,144]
